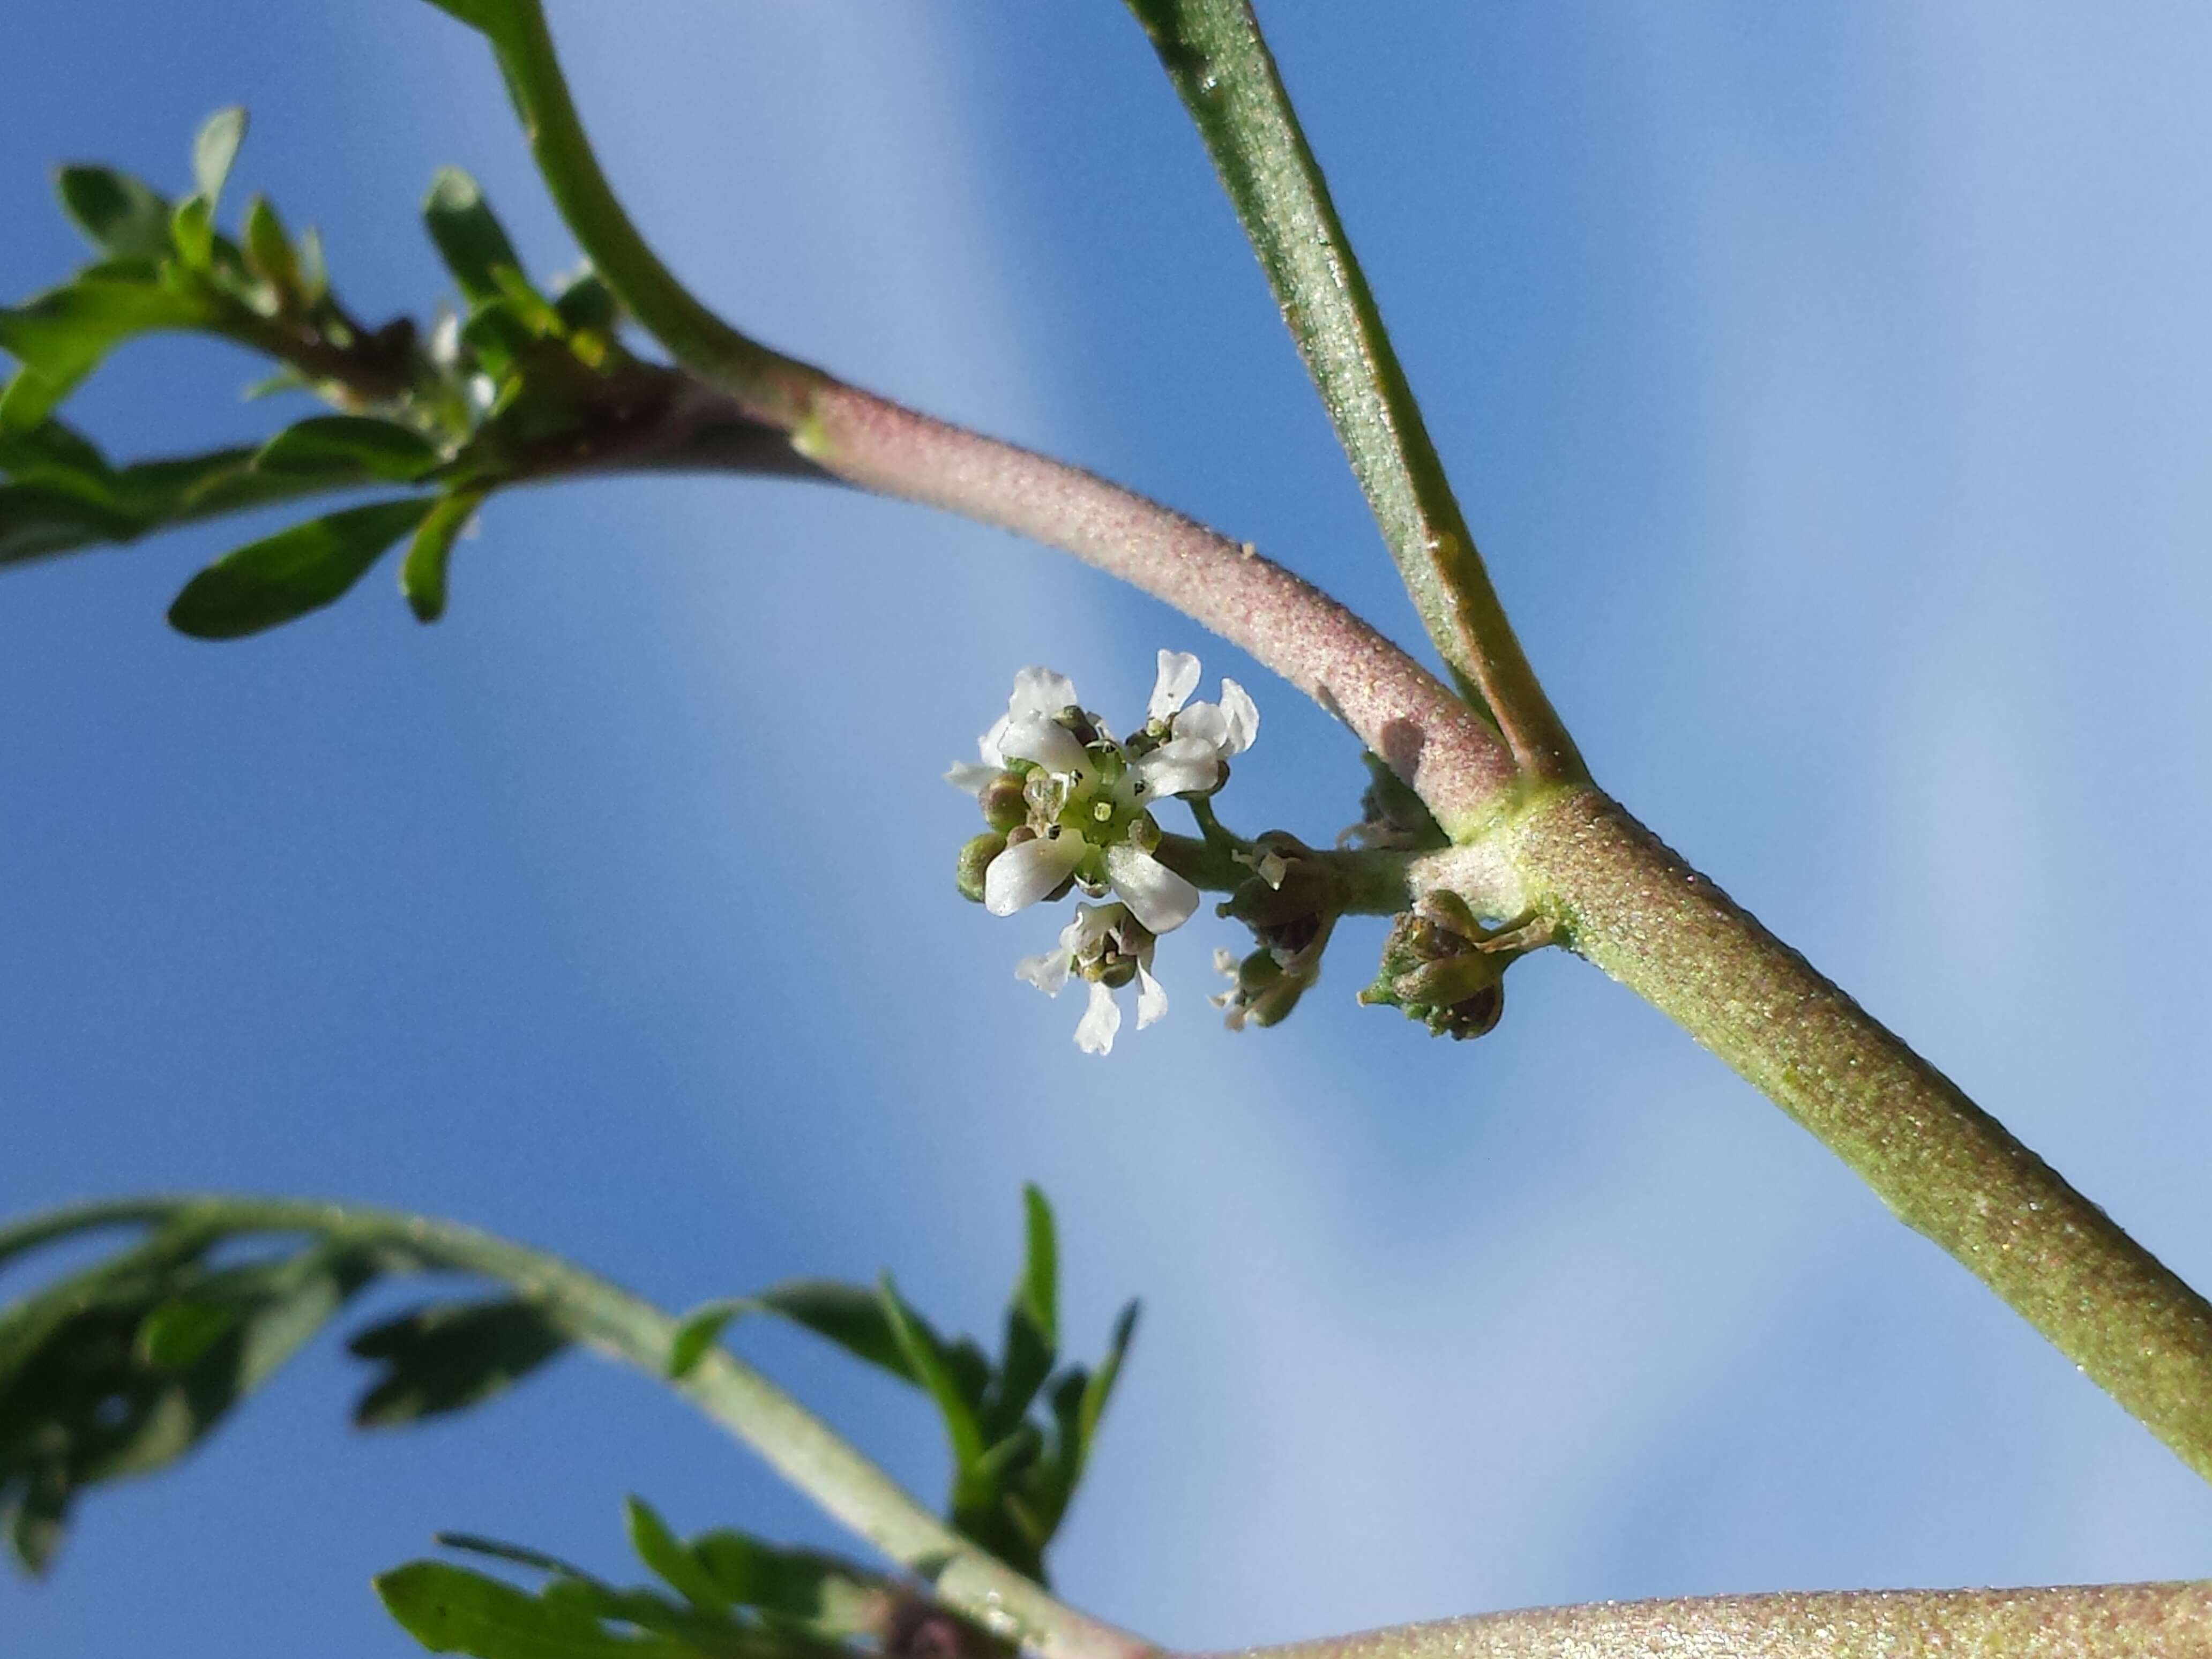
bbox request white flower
[947,666,1080,794]
[1148,648,1259,763]
[1017,903,1168,1056]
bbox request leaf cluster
[0,1212,571,1575]
[375,1494,939,1659]
[668,1186,1138,1586]
[0,109,687,635]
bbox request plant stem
[1120,0,1583,784]
[1494,786,2212,1482]
[440,0,2212,1485]
[0,1194,1154,1659]
[1223,1583,2212,1659]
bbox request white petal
[1218,678,1259,754]
[1074,981,1122,1055]
[945,760,999,795]
[1007,667,1078,722]
[1015,946,1072,996]
[984,833,1085,916]
[1148,651,1202,722]
[1171,699,1229,752]
[1104,842,1201,933]
[1213,947,1240,978]
[1066,901,1120,953]
[1135,965,1169,1028]
[978,715,1012,768]
[997,714,1089,778]
[1134,736,1221,799]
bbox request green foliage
[0,1218,398,1573]
[374,1495,921,1659]
[166,496,438,637]
[1,112,690,637]
[669,1186,1138,1587]
[349,1298,572,1427]
[0,1212,582,1576]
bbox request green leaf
[133,1299,241,1371]
[0,275,216,430]
[664,1299,746,1381]
[167,495,436,638]
[295,225,329,306]
[624,1496,730,1617]
[877,1276,984,1476]
[1017,1185,1058,1351]
[553,272,618,338]
[253,416,442,482]
[376,1560,691,1658]
[192,107,248,208]
[436,1533,593,1581]
[401,487,484,623]
[242,196,300,296]
[686,1530,881,1633]
[751,1280,916,1384]
[1076,1301,1139,1470]
[169,196,215,270]
[425,169,525,308]
[414,0,534,42]
[0,1229,380,1573]
[347,1298,570,1427]
[54,167,174,261]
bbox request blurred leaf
[665,1300,746,1381]
[625,1496,730,1616]
[167,495,435,638]
[878,1277,984,1476]
[169,196,215,269]
[554,271,618,339]
[132,1299,240,1371]
[0,1227,382,1574]
[191,107,247,208]
[253,415,441,482]
[242,196,300,296]
[401,486,484,623]
[751,1281,915,1385]
[54,167,173,261]
[295,225,329,307]
[0,275,216,430]
[1015,1185,1058,1351]
[1075,1301,1138,1475]
[348,1298,570,1427]
[376,1560,696,1658]
[686,1531,883,1636]
[424,169,524,308]
[437,1533,593,1581]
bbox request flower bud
[955,831,1006,904]
[977,771,1028,832]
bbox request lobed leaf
[348,1297,571,1427]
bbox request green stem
[1120,0,1582,784]
[0,1194,1154,1659]
[428,0,2212,1485]
[1497,787,2212,1483]
[482,0,822,425]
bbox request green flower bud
[955,831,1006,904]
[977,771,1028,832]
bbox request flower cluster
[950,652,1257,1053]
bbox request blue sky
[5,3,2211,1653]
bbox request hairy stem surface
[1123,0,1582,783]
[1501,787,2212,1481]
[1223,1584,2212,1659]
